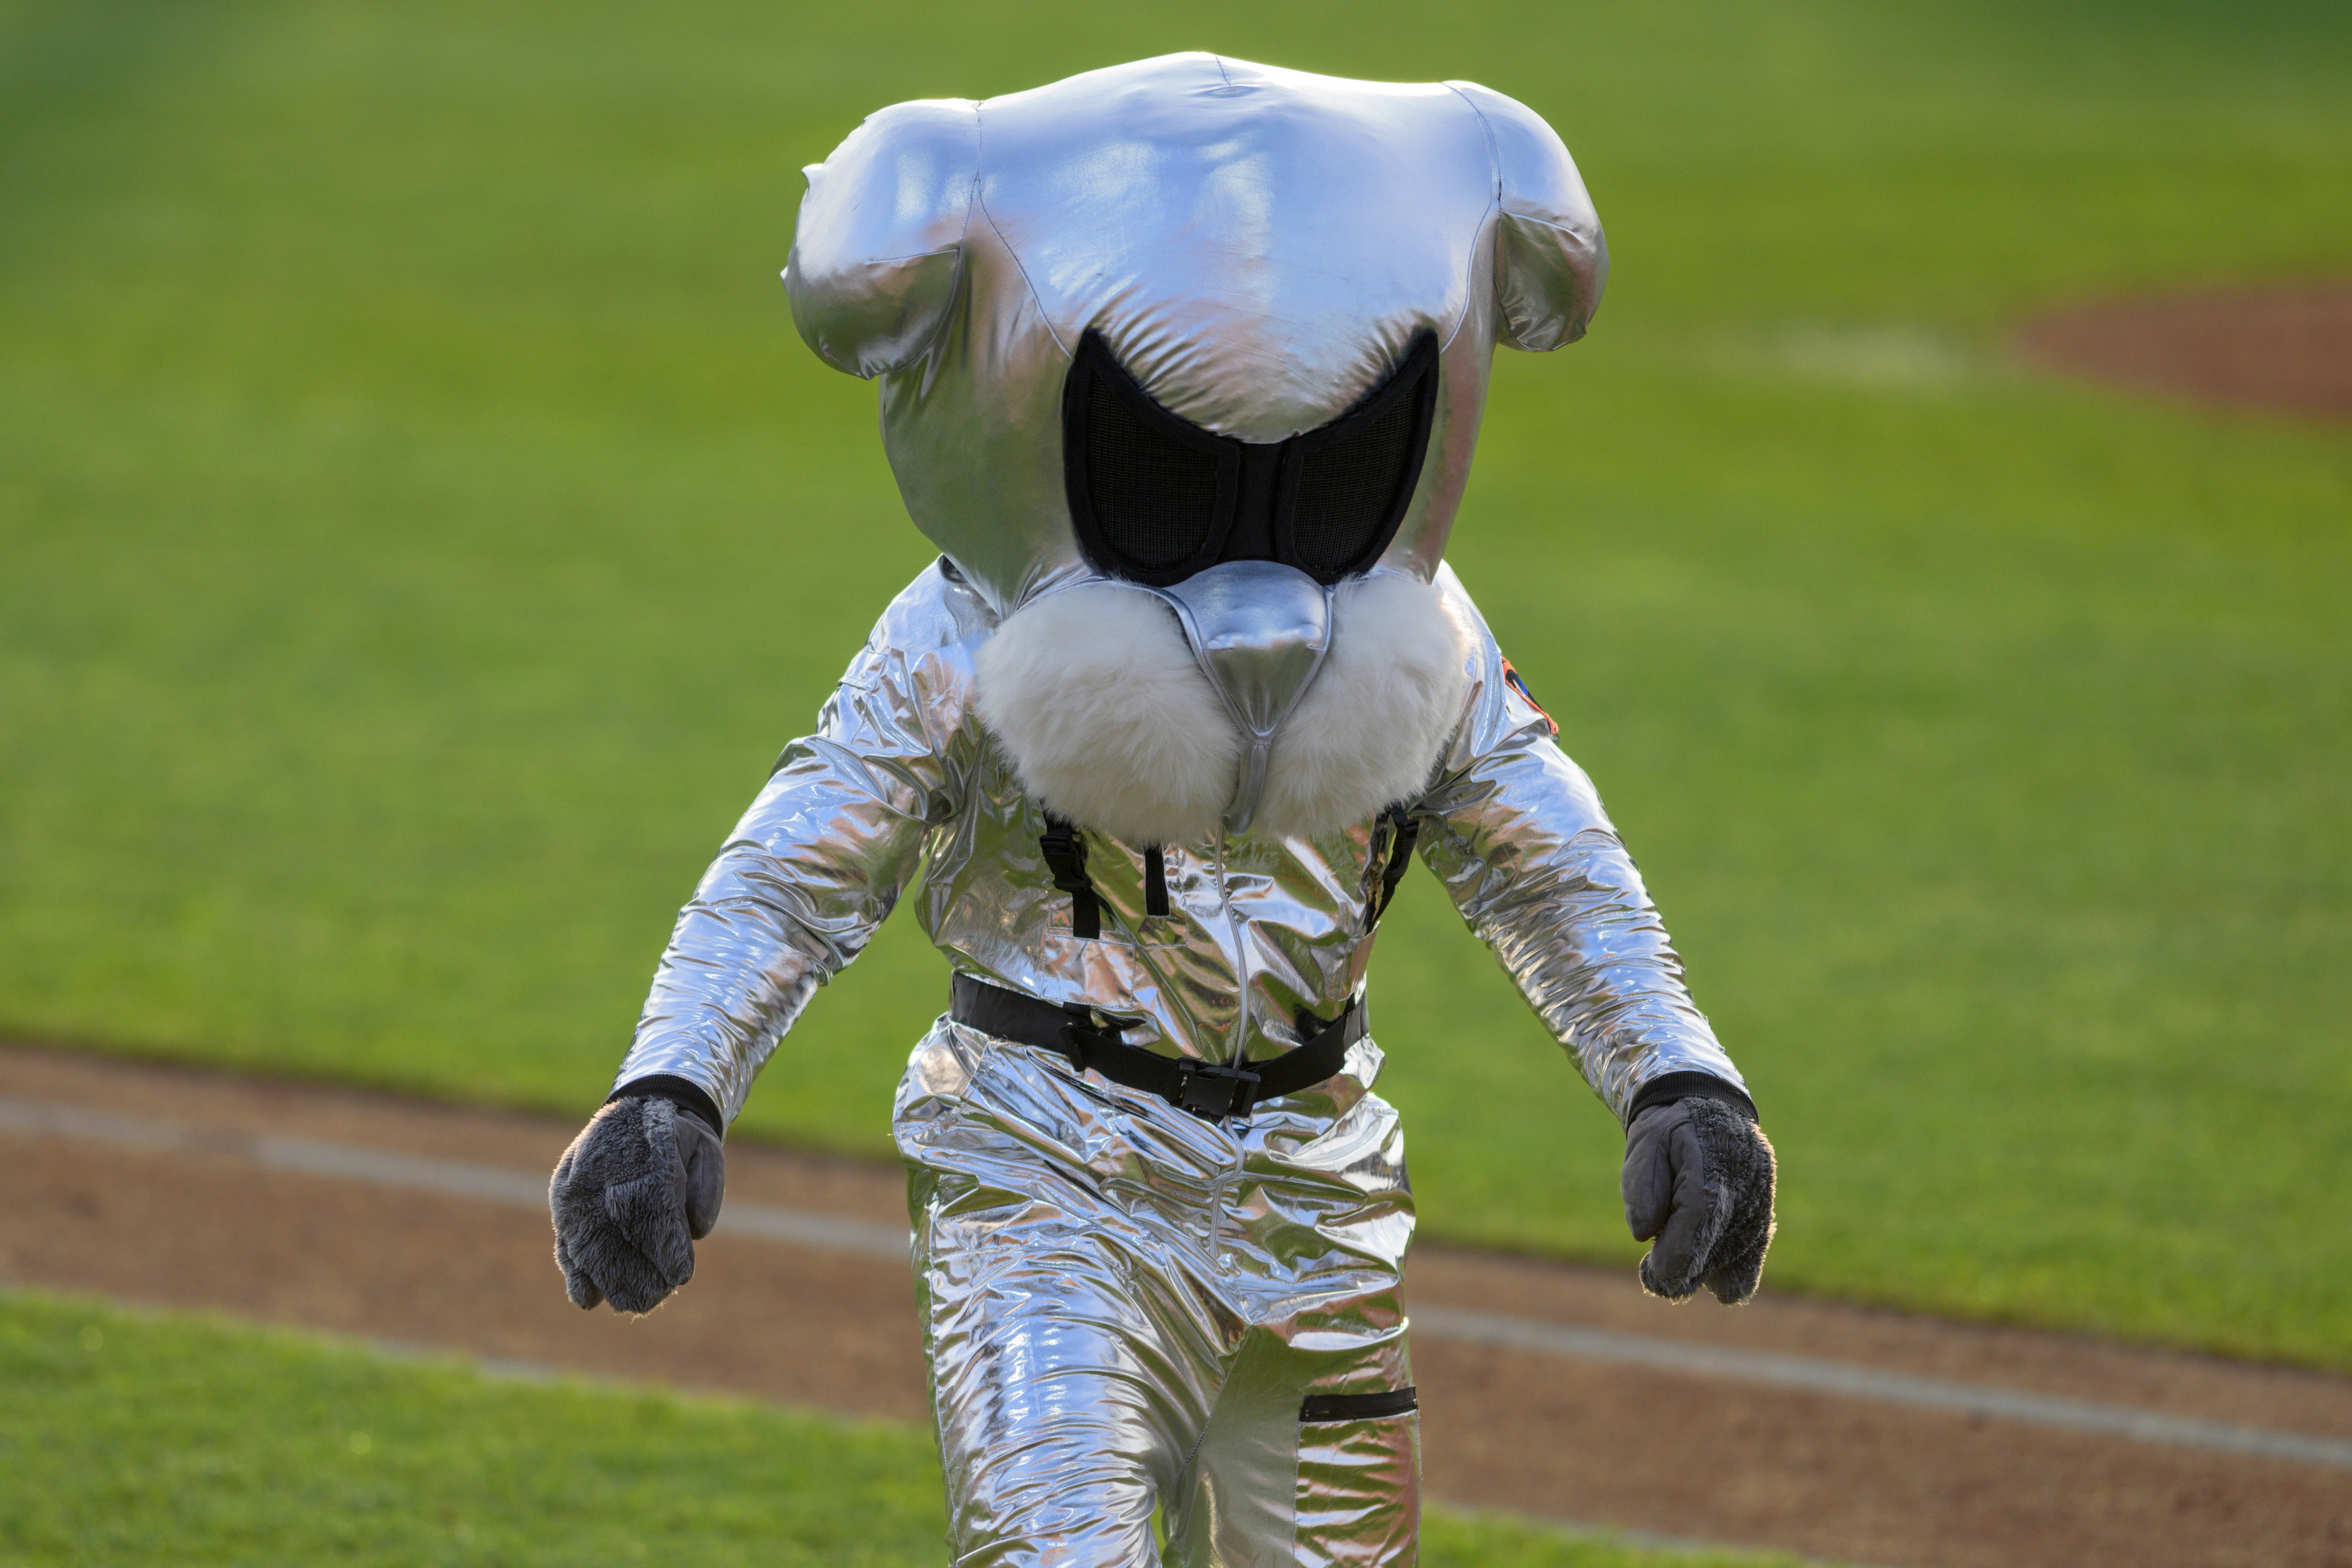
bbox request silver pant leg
[912,1181,1233,1565]
[898,1019,1418,1568]
[1284,1368,1421,1568]
[1161,1327,1419,1568]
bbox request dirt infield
[6,1044,2351,1568]
[2015,282,2352,419]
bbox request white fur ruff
[975,584,1241,846]
[1254,572,1473,841]
[976,573,1473,846]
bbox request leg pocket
[1294,1388,1420,1568]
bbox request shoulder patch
[1500,657,1559,736]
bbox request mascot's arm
[1415,588,1775,1302]
[550,566,977,1312]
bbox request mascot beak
[1150,561,1334,835]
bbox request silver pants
[896,1019,1421,1567]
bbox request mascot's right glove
[1621,1088,1777,1304]
[549,1086,726,1314]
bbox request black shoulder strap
[1368,804,1420,931]
[1038,813,1100,940]
[1142,844,1170,918]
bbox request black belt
[948,973,1364,1120]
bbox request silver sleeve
[1417,573,1747,1124]
[611,568,977,1125]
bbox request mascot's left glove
[1621,1087,1776,1305]
[549,1084,726,1314]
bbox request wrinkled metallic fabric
[614,561,1743,1564]
[899,1020,1417,1567]
[615,562,1744,1129]
[615,54,1736,1565]
[783,53,1606,617]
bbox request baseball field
[1,0,2347,1555]
[10,1289,1785,1567]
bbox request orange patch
[1499,657,1559,736]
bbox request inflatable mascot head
[785,54,1603,846]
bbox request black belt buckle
[1174,1060,1260,1120]
[1057,1013,1128,1068]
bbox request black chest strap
[1038,813,1100,939]
[1367,804,1420,931]
[1039,814,1170,938]
[1045,808,1415,942]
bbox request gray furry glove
[1621,1092,1776,1304]
[549,1093,725,1314]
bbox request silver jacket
[613,559,1745,1126]
[618,55,1738,1122]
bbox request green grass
[0,1291,1800,1568]
[1,0,2348,1365]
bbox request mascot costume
[550,54,1775,1567]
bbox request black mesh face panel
[1083,373,1224,572]
[1063,328,1435,586]
[1285,383,1422,579]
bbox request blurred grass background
[0,1290,1809,1568]
[1,0,2347,1366]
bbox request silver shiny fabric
[1153,561,1335,833]
[615,55,1738,1566]
[784,53,1607,618]
[613,564,1744,1564]
[898,1019,1417,1566]
[614,563,1743,1127]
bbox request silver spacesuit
[606,54,1751,1568]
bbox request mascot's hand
[549,1093,725,1313]
[1621,1093,1776,1304]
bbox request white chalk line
[5,1093,2348,1472]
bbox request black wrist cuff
[607,1075,726,1139]
[1624,1071,1758,1129]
